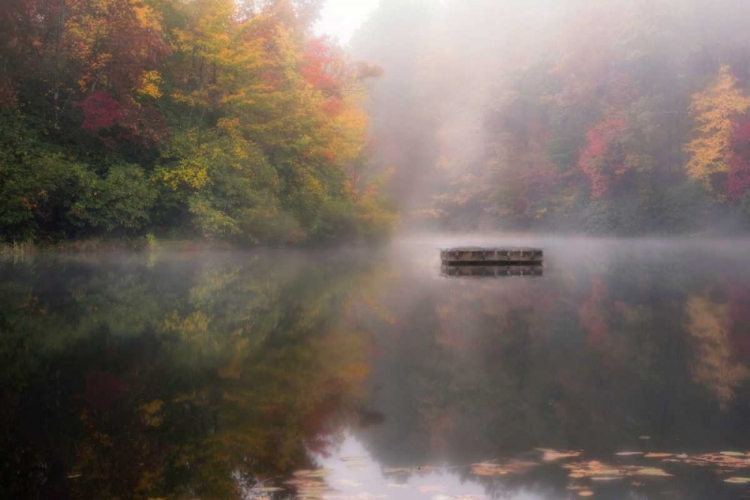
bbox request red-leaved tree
[579,118,628,198]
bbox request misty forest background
[4,0,750,245]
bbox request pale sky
[315,0,381,45]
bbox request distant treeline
[0,0,396,245]
[354,0,750,234]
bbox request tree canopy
[353,0,750,234]
[0,0,396,244]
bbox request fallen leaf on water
[285,478,329,487]
[678,453,750,469]
[293,468,332,478]
[471,461,536,476]
[579,491,594,497]
[285,471,333,499]
[615,452,643,456]
[634,468,672,477]
[418,485,442,493]
[383,467,412,475]
[644,453,673,459]
[725,477,750,484]
[563,461,622,479]
[538,449,581,461]
[563,461,672,481]
[323,494,388,500]
[338,479,362,488]
[471,463,508,476]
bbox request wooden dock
[441,247,543,266]
[441,265,543,278]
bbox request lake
[2,236,750,499]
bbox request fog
[351,0,750,236]
[7,1,750,497]
[6,233,750,497]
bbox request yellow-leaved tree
[685,65,750,194]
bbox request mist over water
[3,237,750,498]
[5,0,750,498]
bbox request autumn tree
[0,0,394,244]
[685,66,750,195]
[579,117,629,199]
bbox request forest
[5,0,750,244]
[354,0,750,234]
[0,0,395,245]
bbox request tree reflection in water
[1,239,750,499]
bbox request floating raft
[441,247,543,266]
[441,265,543,278]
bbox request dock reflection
[441,264,544,278]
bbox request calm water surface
[3,237,750,499]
